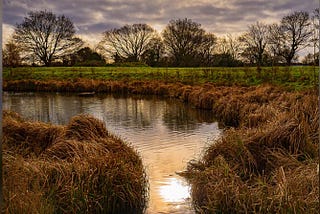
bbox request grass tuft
[185,88,319,213]
[3,112,148,214]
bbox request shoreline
[3,78,319,212]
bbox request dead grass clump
[249,115,316,159]
[188,155,247,213]
[187,87,203,107]
[202,129,258,178]
[3,153,55,214]
[201,108,317,179]
[213,98,242,127]
[186,90,319,213]
[271,161,319,212]
[65,114,109,141]
[96,81,110,92]
[3,112,148,213]
[240,103,279,128]
[242,84,280,104]
[42,139,108,161]
[3,110,24,122]
[3,111,63,157]
[154,83,170,96]
[188,155,318,213]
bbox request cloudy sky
[2,0,319,48]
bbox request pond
[3,92,222,214]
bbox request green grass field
[3,66,319,90]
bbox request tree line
[3,9,319,67]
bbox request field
[3,66,319,90]
[2,66,319,213]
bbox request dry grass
[187,154,318,213]
[3,111,64,157]
[3,78,319,213]
[2,112,148,214]
[185,89,319,213]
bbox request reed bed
[3,112,148,214]
[3,78,319,213]
[185,90,319,213]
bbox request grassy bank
[2,111,148,213]
[3,66,318,89]
[183,87,319,213]
[3,66,319,212]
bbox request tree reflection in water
[3,92,222,214]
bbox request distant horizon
[2,0,319,59]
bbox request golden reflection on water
[141,138,201,214]
[147,176,192,213]
[159,178,190,202]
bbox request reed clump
[185,90,319,213]
[3,111,148,214]
[3,111,64,157]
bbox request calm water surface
[3,92,222,214]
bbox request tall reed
[3,112,148,214]
[185,90,319,213]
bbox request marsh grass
[184,88,319,213]
[3,67,319,213]
[3,112,148,214]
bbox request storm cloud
[3,0,318,46]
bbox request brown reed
[2,112,148,214]
[3,78,319,213]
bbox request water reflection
[159,177,189,202]
[3,92,221,214]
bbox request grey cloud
[77,23,121,34]
[3,0,318,40]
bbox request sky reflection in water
[3,92,222,213]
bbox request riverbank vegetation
[3,66,318,90]
[3,111,148,213]
[183,86,319,213]
[3,67,319,213]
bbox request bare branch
[13,10,83,66]
[97,24,156,62]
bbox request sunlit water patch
[3,92,222,213]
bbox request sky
[2,0,319,53]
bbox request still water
[3,92,222,214]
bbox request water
[3,92,222,214]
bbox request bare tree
[98,24,157,62]
[196,33,217,66]
[267,23,283,65]
[13,10,83,66]
[141,36,165,66]
[311,8,319,48]
[239,22,269,69]
[269,11,312,65]
[3,40,22,67]
[310,8,320,66]
[162,18,216,66]
[216,34,242,61]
